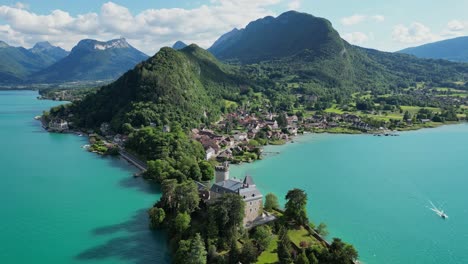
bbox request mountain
[57,44,246,130]
[0,41,47,83]
[172,41,188,50]
[208,11,344,63]
[399,36,468,62]
[209,11,468,90]
[31,38,149,83]
[29,41,69,65]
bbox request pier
[119,149,148,174]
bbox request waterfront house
[48,119,69,132]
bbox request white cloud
[392,22,439,44]
[0,1,281,55]
[14,2,28,9]
[343,32,369,44]
[288,0,301,10]
[341,14,366,26]
[341,14,385,26]
[372,15,385,23]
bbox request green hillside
[52,44,246,131]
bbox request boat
[429,201,448,219]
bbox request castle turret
[215,161,229,183]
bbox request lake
[0,90,170,264]
[231,124,468,264]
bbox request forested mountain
[399,36,468,62]
[0,40,59,83]
[30,38,148,83]
[172,41,188,50]
[209,11,468,95]
[53,44,247,131]
[29,41,69,66]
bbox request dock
[119,149,148,174]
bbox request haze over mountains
[399,36,468,62]
[0,38,148,85]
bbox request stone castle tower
[215,161,229,183]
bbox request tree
[277,227,293,264]
[307,252,319,264]
[175,233,207,264]
[199,160,215,181]
[240,239,258,264]
[228,237,241,264]
[327,238,358,264]
[174,180,200,214]
[284,188,308,225]
[316,222,329,237]
[276,113,288,128]
[252,226,272,252]
[264,193,279,211]
[174,212,191,233]
[403,110,411,121]
[209,193,245,242]
[148,207,165,229]
[297,250,310,264]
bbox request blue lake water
[0,90,170,264]
[232,124,468,264]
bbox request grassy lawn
[400,106,441,114]
[288,226,321,249]
[313,127,361,134]
[324,104,344,114]
[434,87,466,93]
[256,235,279,264]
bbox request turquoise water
[232,125,468,264]
[0,90,170,264]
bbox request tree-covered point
[50,44,252,133]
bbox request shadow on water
[76,209,171,264]
[119,176,161,195]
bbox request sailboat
[429,201,448,219]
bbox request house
[48,119,69,132]
[205,147,216,160]
[163,125,171,133]
[233,132,248,141]
[210,169,263,225]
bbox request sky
[0,0,467,55]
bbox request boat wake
[428,200,448,219]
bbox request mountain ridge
[30,38,149,83]
[399,36,468,62]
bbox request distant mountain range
[0,38,148,85]
[0,40,66,83]
[399,36,468,62]
[172,41,188,50]
[31,38,148,83]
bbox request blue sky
[0,0,467,55]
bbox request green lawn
[288,226,321,249]
[400,106,441,114]
[256,235,279,264]
[324,104,344,114]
